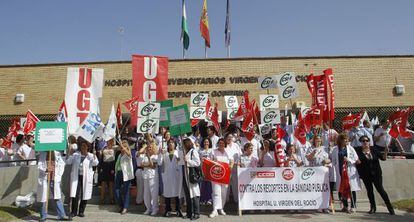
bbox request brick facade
[0,55,413,120]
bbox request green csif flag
[181,0,190,50]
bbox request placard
[168,105,192,136]
[159,100,173,126]
[190,107,206,120]
[35,122,67,151]
[137,117,159,134]
[227,108,238,120]
[258,76,277,89]
[190,93,209,106]
[259,94,279,110]
[260,110,281,125]
[137,102,161,118]
[224,96,238,109]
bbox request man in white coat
[37,151,68,221]
[182,138,201,220]
[66,140,99,219]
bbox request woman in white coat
[37,151,68,221]
[114,140,134,215]
[331,133,361,213]
[140,142,161,216]
[182,138,201,220]
[66,140,99,219]
[160,139,183,217]
[209,138,233,218]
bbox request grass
[0,206,34,222]
[393,199,414,213]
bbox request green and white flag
[181,0,190,50]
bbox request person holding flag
[225,133,241,203]
[199,138,213,205]
[331,133,361,213]
[114,140,134,215]
[209,138,233,218]
[258,140,276,167]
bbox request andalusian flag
[181,0,190,50]
[200,0,211,48]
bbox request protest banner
[168,105,192,136]
[35,122,67,151]
[132,55,168,127]
[238,167,330,211]
[65,67,104,134]
[258,76,277,90]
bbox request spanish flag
[200,0,211,48]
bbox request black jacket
[356,147,386,180]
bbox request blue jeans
[115,171,131,209]
[39,181,67,220]
[40,200,66,220]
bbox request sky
[0,0,413,65]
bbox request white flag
[76,112,104,143]
[102,104,117,141]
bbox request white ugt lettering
[143,57,158,101]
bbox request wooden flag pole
[45,151,52,215]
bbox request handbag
[188,150,203,184]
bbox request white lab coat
[160,150,183,198]
[183,148,200,198]
[37,151,65,202]
[118,154,134,182]
[66,152,99,200]
[331,145,361,191]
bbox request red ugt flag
[3,119,21,149]
[202,158,230,184]
[294,113,307,145]
[23,110,40,135]
[342,113,362,131]
[388,107,414,138]
[241,110,255,141]
[116,102,123,129]
[211,103,220,133]
[234,91,250,121]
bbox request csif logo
[229,109,236,119]
[262,95,277,108]
[301,168,315,180]
[261,77,274,89]
[260,124,271,134]
[139,119,157,132]
[279,73,293,86]
[227,96,236,108]
[282,86,296,99]
[192,107,205,119]
[192,94,207,105]
[263,111,278,124]
[140,103,158,116]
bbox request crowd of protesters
[1,115,412,221]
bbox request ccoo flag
[200,0,211,48]
[181,0,190,50]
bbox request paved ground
[20,198,414,222]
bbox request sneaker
[218,209,226,216]
[151,211,158,216]
[350,208,356,213]
[144,210,151,215]
[209,210,218,218]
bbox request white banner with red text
[238,167,330,210]
[65,67,104,135]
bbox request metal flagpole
[205,44,208,58]
[227,45,231,58]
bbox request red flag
[202,158,230,184]
[324,68,335,120]
[200,0,211,48]
[241,110,255,141]
[234,91,250,120]
[23,110,40,135]
[123,97,138,126]
[211,103,220,133]
[294,113,307,145]
[250,99,260,125]
[191,119,200,127]
[274,125,286,167]
[339,161,351,199]
[304,106,324,129]
[116,102,123,129]
[388,107,414,138]
[342,113,362,131]
[3,119,20,149]
[205,99,214,120]
[57,100,68,122]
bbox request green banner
[167,104,192,136]
[35,122,67,151]
[159,99,173,127]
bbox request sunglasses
[361,140,369,142]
